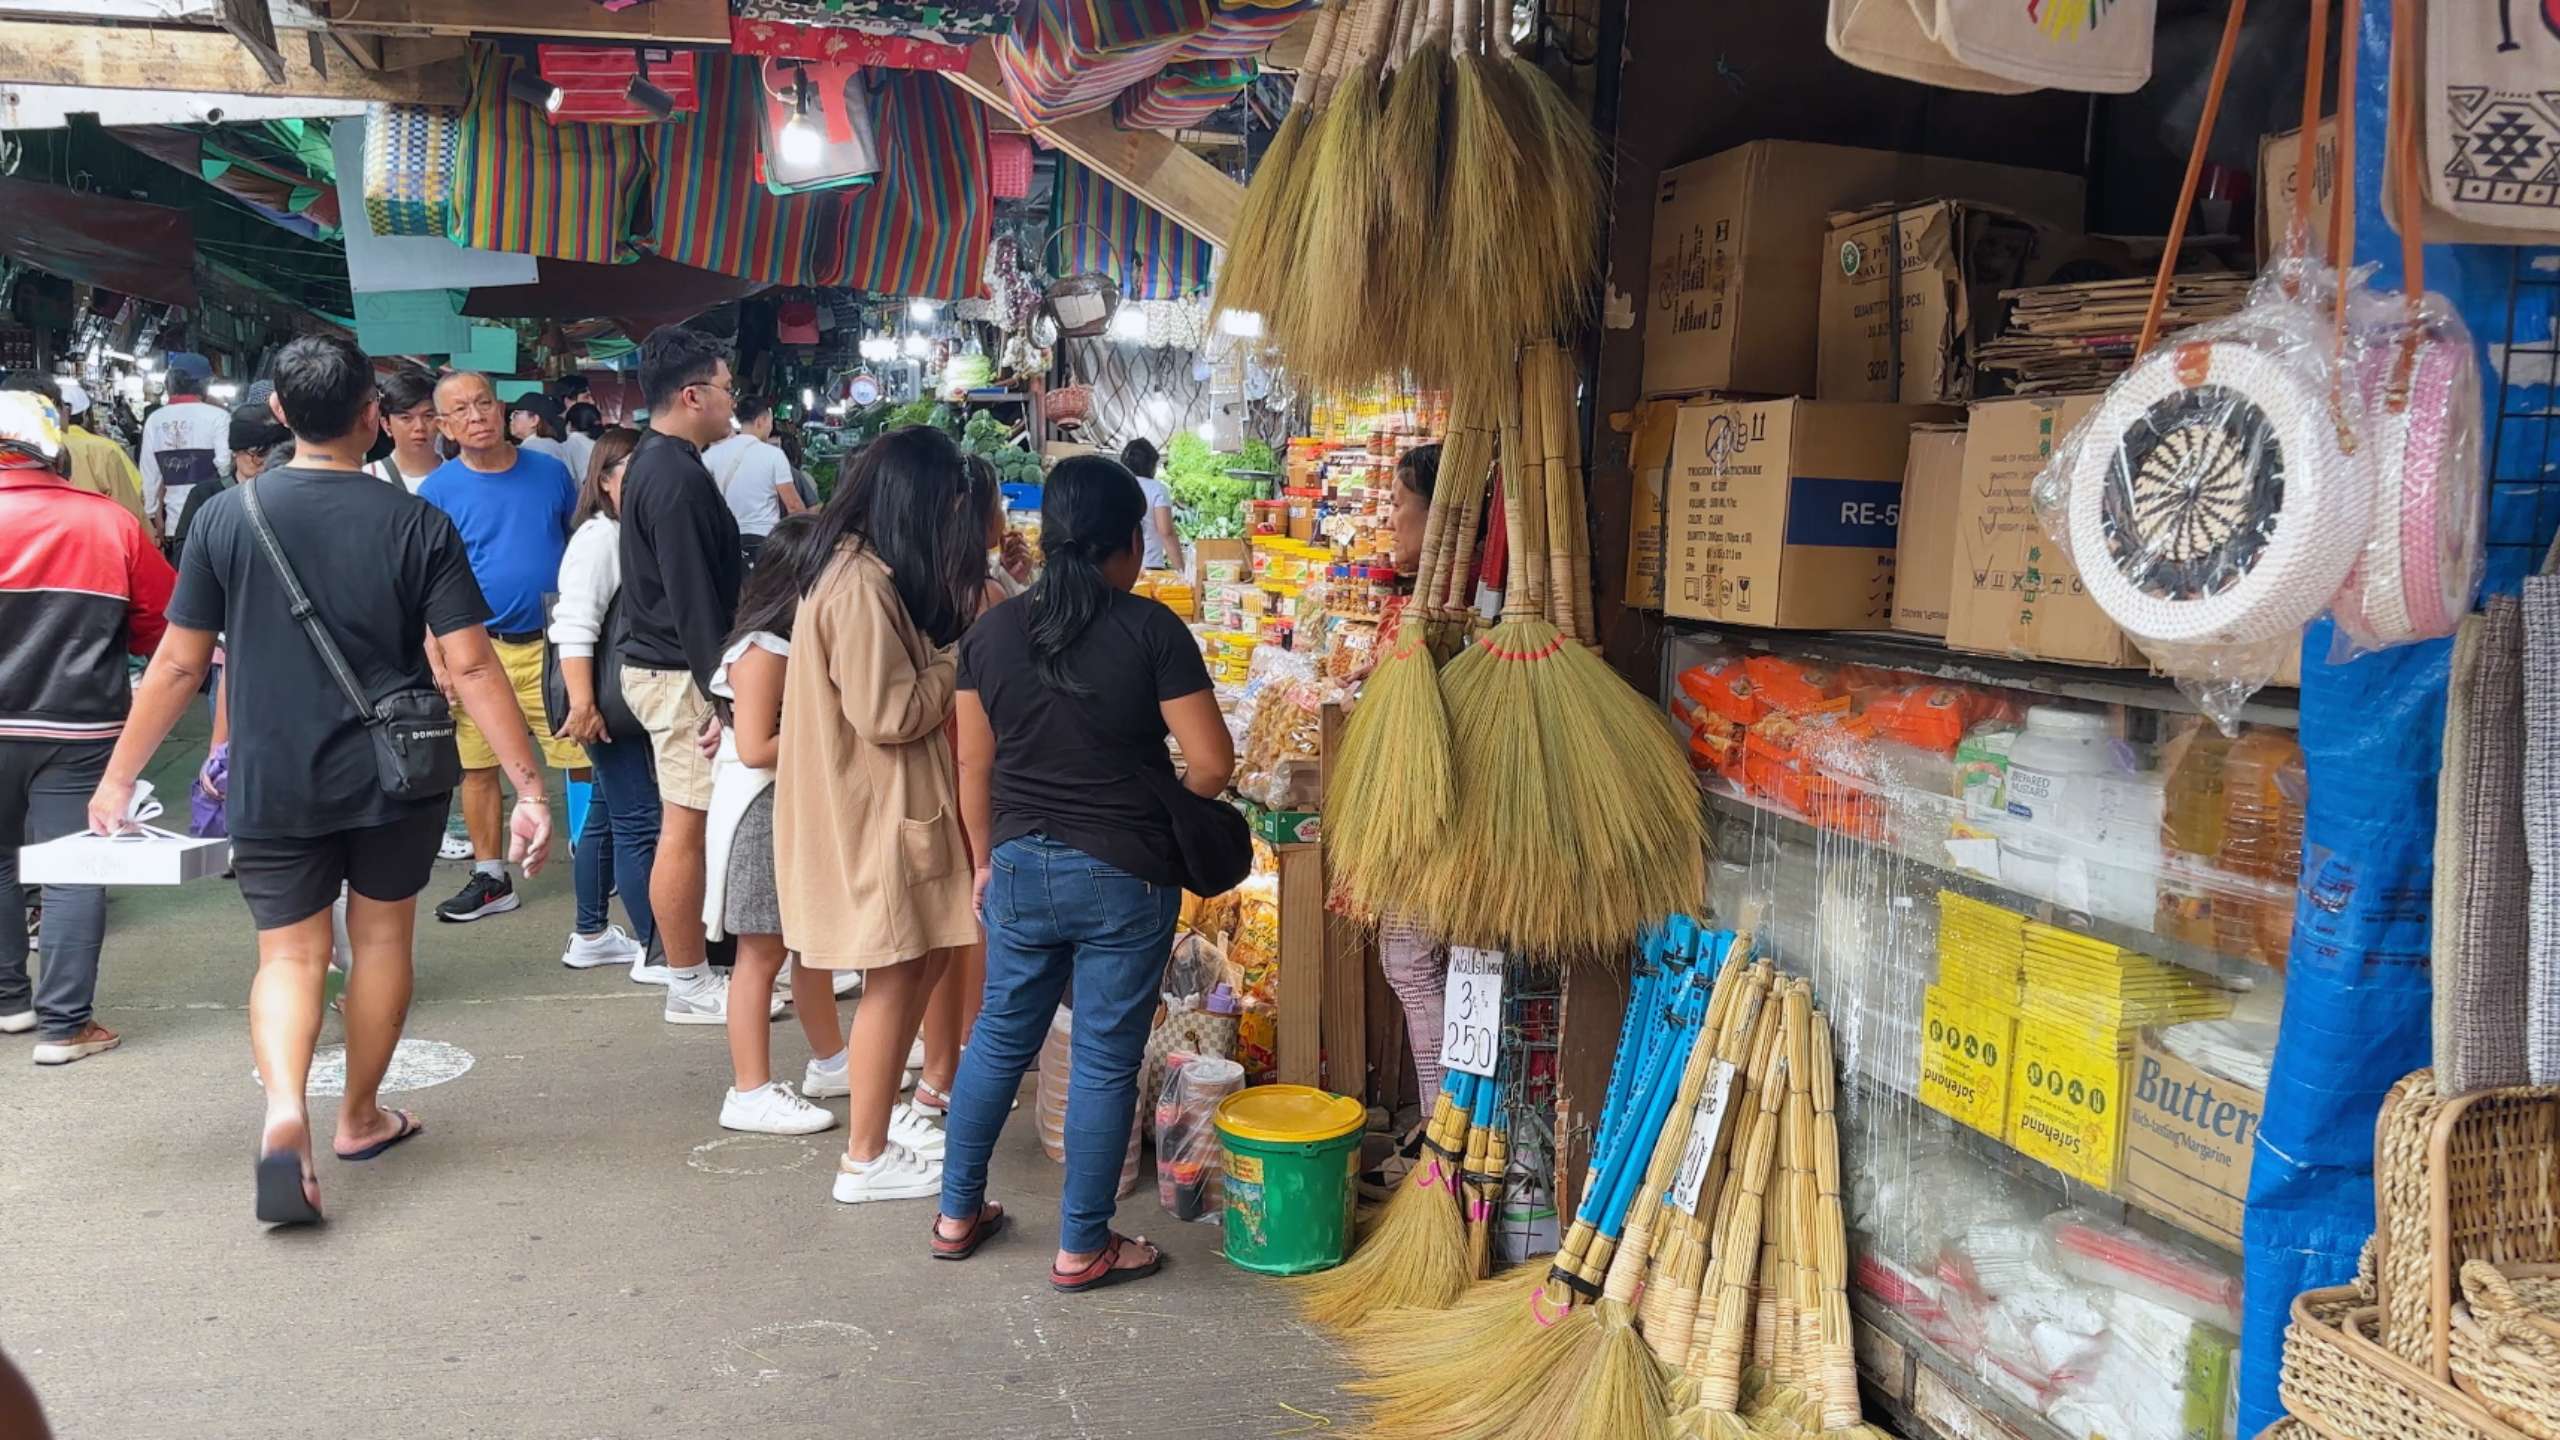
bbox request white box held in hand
[19,827,232,886]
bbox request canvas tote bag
[2388,0,2560,246]
[2436,596,2534,1095]
[1826,0,2038,94]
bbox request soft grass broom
[1323,386,1469,918]
[1257,0,1371,365]
[1487,5,1603,347]
[1377,0,1452,374]
[1353,971,1707,1440]
[1285,0,1403,388]
[1210,0,1344,327]
[1300,1066,1478,1328]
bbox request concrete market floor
[1,704,1353,1440]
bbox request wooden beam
[217,0,288,84]
[327,28,384,72]
[322,0,730,44]
[379,36,464,69]
[943,44,1242,249]
[0,21,465,102]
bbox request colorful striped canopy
[1049,156,1213,300]
[448,49,651,265]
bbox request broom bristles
[1324,625,1451,914]
[1297,1136,1472,1330]
[1211,105,1306,323]
[1377,41,1451,375]
[1564,1300,1678,1440]
[1354,1292,1600,1440]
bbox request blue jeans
[940,834,1180,1254]
[576,736,660,946]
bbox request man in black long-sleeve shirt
[617,326,744,1023]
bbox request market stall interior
[0,1,2552,1440]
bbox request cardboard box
[1894,424,1966,636]
[1192,536,1249,593]
[1621,399,1685,609]
[2121,1034,2265,1253]
[2258,119,2339,269]
[1644,140,2083,399]
[1818,200,2075,405]
[1665,397,1954,629]
[1945,394,2146,667]
[18,829,232,885]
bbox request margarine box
[1920,984,2016,1140]
[2121,1033,2266,1253]
[2007,1020,2130,1189]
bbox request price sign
[1439,947,1506,1078]
[1669,1059,1742,1216]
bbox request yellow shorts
[623,662,718,811]
[455,635,587,772]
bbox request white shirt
[706,433,796,538]
[702,630,791,941]
[139,398,231,533]
[1137,476,1175,569]
[547,515,622,659]
[365,455,438,494]
[518,435,571,468]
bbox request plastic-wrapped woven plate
[2067,339,2374,648]
[2336,331,2484,646]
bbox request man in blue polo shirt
[419,370,583,922]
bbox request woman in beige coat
[775,427,991,1204]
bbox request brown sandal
[1051,1233,1161,1293]
[930,1202,1006,1261]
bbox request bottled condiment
[2155,725,2235,947]
[2214,729,2305,968]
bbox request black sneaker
[434,870,519,923]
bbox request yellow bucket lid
[1214,1085,1366,1145]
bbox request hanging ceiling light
[625,75,677,121]
[907,298,940,323]
[800,386,818,411]
[1107,305,1150,343]
[507,66,564,115]
[1216,309,1264,338]
[779,67,823,167]
[902,334,931,360]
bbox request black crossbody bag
[1050,694,1251,898]
[242,481,462,801]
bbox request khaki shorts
[456,636,586,772]
[624,663,717,811]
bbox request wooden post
[1274,842,1324,1088]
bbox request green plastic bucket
[1215,1084,1366,1275]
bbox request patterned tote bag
[449,48,652,265]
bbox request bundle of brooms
[1328,341,1704,957]
[1212,0,1602,409]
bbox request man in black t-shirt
[615,326,746,1023]
[90,335,556,1227]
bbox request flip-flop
[1051,1233,1162,1294]
[336,1110,423,1162]
[254,1151,323,1226]
[929,1202,1007,1261]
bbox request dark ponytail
[1026,456,1146,695]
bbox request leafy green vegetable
[1163,430,1271,540]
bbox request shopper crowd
[1,324,1227,1293]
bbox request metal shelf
[1854,1290,2080,1440]
[1663,620,2302,730]
[1703,785,2280,987]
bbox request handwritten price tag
[1670,1059,1742,1216]
[1439,947,1505,1079]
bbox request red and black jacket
[0,468,175,743]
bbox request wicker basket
[2371,1072,2560,1374]
[2265,1420,2320,1440]
[2449,1262,2560,1440]
[2282,1286,2540,1440]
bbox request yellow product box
[1920,985,2016,1140]
[2007,1020,2129,1188]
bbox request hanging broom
[1259,0,1374,366]
[1210,0,1343,327]
[1377,0,1452,375]
[1353,969,1707,1440]
[1285,0,1403,388]
[1324,384,1467,917]
[1486,2,1603,346]
[1301,1065,1478,1328]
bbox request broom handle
[1449,0,1476,60]
[1410,439,1455,624]
[1537,344,1578,637]
[1425,0,1455,58]
[1486,0,1516,59]
[1494,371,1535,623]
[1699,1067,1785,1410]
[1310,0,1368,108]
[1440,417,1491,620]
[1601,950,1746,1307]
[1351,0,1401,89]
[1514,353,1550,619]
[1288,1,1344,110]
[1389,0,1419,73]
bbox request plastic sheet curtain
[2235,4,2560,1432]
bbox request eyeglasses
[688,380,736,401]
[440,397,502,418]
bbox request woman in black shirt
[932,457,1234,1291]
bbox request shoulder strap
[241,480,382,725]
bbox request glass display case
[1665,625,2301,1440]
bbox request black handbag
[1138,762,1254,897]
[242,481,462,802]
[541,590,646,744]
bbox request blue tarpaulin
[2237,6,2560,1432]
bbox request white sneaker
[774,958,796,1006]
[562,925,644,970]
[802,1052,849,1099]
[720,1081,837,1135]
[831,1143,942,1203]
[663,972,733,1026]
[903,1037,925,1090]
[630,954,673,986]
[0,1010,32,1034]
[833,969,861,998]
[889,1099,946,1160]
